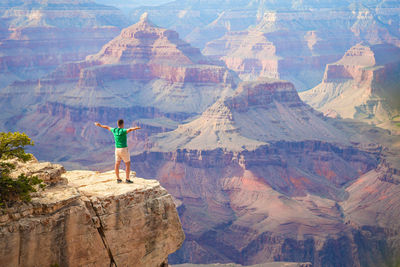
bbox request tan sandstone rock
[0,160,185,267]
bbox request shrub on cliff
[0,132,45,207]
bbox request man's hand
[127,126,141,133]
[95,122,111,131]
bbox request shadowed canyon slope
[300,43,400,132]
[0,0,128,87]
[132,79,400,266]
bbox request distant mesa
[203,30,280,81]
[86,12,221,69]
[150,78,349,152]
[323,42,400,82]
[300,42,400,131]
[0,0,127,85]
[0,13,237,166]
[2,13,236,114]
[202,4,400,91]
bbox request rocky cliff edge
[0,157,185,267]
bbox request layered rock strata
[203,3,400,90]
[128,79,400,266]
[0,158,185,267]
[0,0,127,86]
[300,43,400,132]
[0,13,236,167]
[150,79,349,152]
[134,144,400,267]
[131,1,259,49]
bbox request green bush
[0,132,45,207]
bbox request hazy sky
[93,0,173,9]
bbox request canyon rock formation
[1,2,400,266]
[0,157,185,267]
[202,2,400,90]
[0,13,236,168]
[300,43,400,132]
[131,0,258,50]
[131,1,400,90]
[150,79,349,151]
[131,79,400,266]
[0,0,127,87]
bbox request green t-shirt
[111,128,128,148]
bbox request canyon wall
[1,2,400,266]
[0,0,127,87]
[300,43,400,132]
[202,4,400,90]
[131,141,397,266]
[130,1,400,91]
[127,79,400,266]
[0,14,236,168]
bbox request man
[94,119,140,183]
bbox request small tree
[0,132,45,207]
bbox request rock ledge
[0,160,185,267]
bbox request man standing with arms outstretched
[94,119,140,183]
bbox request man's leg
[121,147,132,182]
[125,161,131,180]
[115,160,121,180]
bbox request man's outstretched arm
[127,126,141,133]
[94,122,111,131]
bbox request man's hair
[117,119,124,127]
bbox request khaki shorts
[115,147,130,163]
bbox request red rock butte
[78,12,231,84]
[149,79,349,152]
[300,42,400,131]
